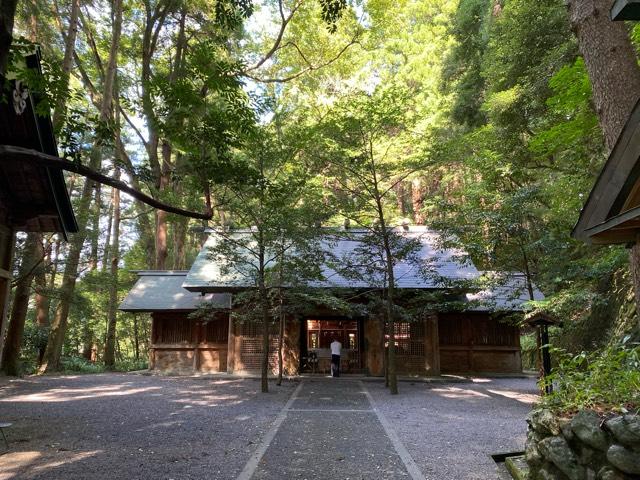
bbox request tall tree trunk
[82,184,101,358]
[411,177,426,225]
[567,0,640,323]
[101,193,114,271]
[52,0,80,130]
[155,142,172,269]
[104,172,121,369]
[89,184,101,270]
[39,0,123,373]
[1,234,40,375]
[34,234,50,365]
[0,0,19,76]
[568,0,640,150]
[258,236,270,393]
[117,138,154,266]
[277,281,284,386]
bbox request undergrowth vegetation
[539,339,640,415]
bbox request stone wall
[525,409,640,479]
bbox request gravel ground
[0,373,295,480]
[0,374,537,480]
[366,377,539,480]
[253,379,409,480]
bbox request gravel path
[366,377,539,480]
[0,373,295,480]
[0,374,537,480]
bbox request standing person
[330,338,342,377]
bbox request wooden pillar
[365,315,384,376]
[424,314,440,375]
[193,320,201,372]
[149,314,156,370]
[0,225,15,363]
[226,314,235,373]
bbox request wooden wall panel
[438,312,522,374]
[150,312,230,374]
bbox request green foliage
[540,341,640,414]
[520,333,538,371]
[113,358,149,372]
[60,356,106,374]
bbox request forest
[1,0,639,388]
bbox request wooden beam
[0,145,213,220]
[611,0,640,20]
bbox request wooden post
[540,324,552,394]
[424,314,440,375]
[193,320,201,372]
[226,314,235,373]
[149,313,156,370]
[0,225,15,363]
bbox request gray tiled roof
[182,226,480,292]
[119,271,231,312]
[465,272,544,311]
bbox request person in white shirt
[330,338,342,377]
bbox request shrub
[539,338,640,414]
[114,358,148,372]
[61,356,105,374]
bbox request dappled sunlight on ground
[431,386,491,399]
[0,385,161,403]
[0,374,294,479]
[470,377,493,383]
[486,388,539,404]
[0,450,101,480]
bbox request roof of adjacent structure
[0,50,77,236]
[572,98,640,244]
[182,226,480,292]
[464,272,544,311]
[119,271,231,312]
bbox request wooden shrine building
[0,50,77,360]
[120,227,543,377]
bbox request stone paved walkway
[239,379,421,480]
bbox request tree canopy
[2,0,639,385]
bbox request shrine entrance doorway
[300,318,364,374]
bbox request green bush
[113,358,148,372]
[61,356,105,374]
[539,339,640,414]
[520,333,538,370]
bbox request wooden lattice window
[154,317,193,344]
[385,321,426,372]
[389,322,425,357]
[203,317,229,344]
[238,322,278,371]
[438,316,467,346]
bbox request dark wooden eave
[611,0,640,20]
[572,97,640,244]
[0,50,77,237]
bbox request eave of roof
[611,0,640,20]
[0,50,77,237]
[572,97,640,243]
[119,271,232,312]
